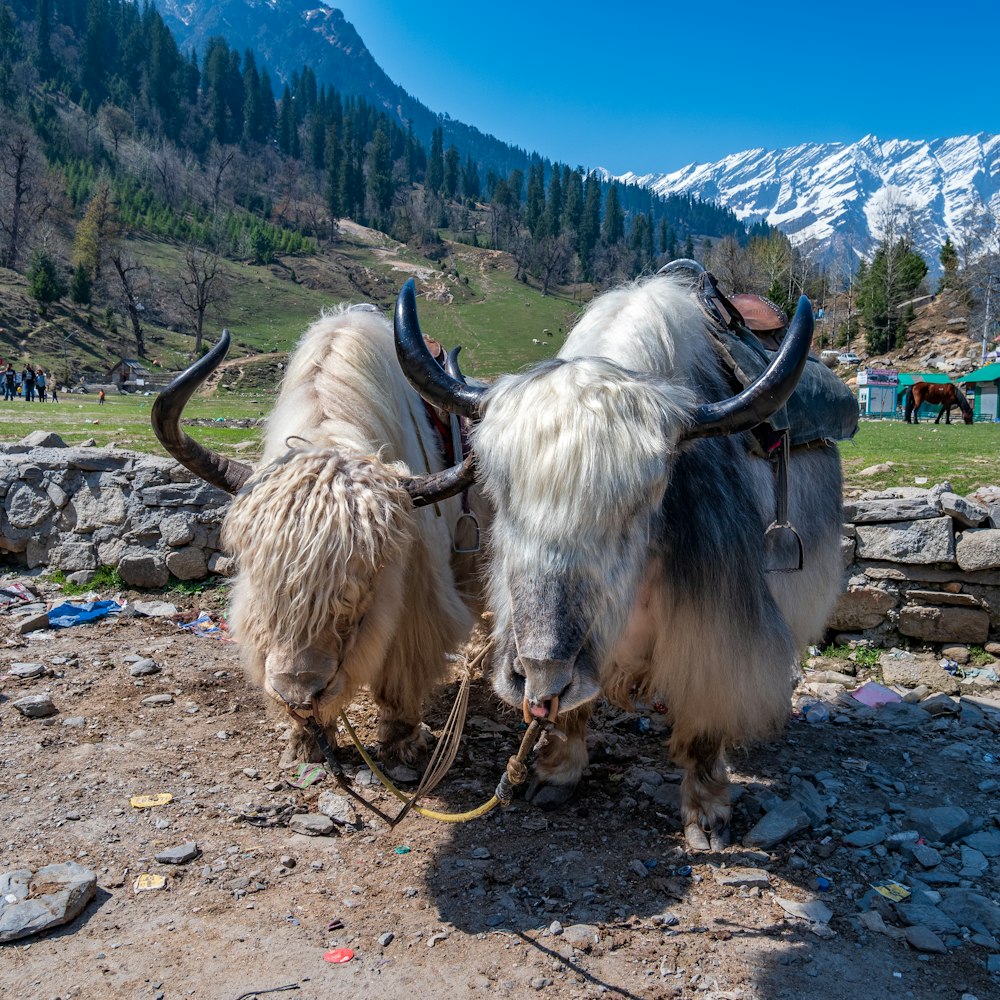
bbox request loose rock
[0,862,97,942]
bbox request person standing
[3,365,14,401]
[22,365,34,402]
[36,369,46,402]
[98,388,106,405]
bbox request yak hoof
[280,730,324,769]
[526,776,576,810]
[377,721,428,766]
[684,821,730,852]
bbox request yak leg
[672,733,731,851]
[526,705,593,810]
[370,673,429,766]
[280,716,336,769]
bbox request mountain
[155,0,533,176]
[615,134,1000,269]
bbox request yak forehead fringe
[222,446,411,654]
[474,359,692,542]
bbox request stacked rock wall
[4,434,1000,650]
[0,436,231,587]
[832,483,1000,645]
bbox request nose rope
[293,642,547,825]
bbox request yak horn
[398,453,476,509]
[394,279,486,420]
[684,295,814,440]
[150,330,253,494]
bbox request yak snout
[519,656,575,721]
[264,647,343,718]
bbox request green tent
[958,363,1000,421]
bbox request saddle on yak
[658,260,859,570]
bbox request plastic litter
[801,701,830,724]
[871,879,910,902]
[133,873,167,893]
[394,846,411,855]
[47,599,123,629]
[177,612,233,641]
[286,763,324,789]
[130,793,173,809]
[850,682,902,708]
[675,865,692,877]
[0,583,35,609]
[323,948,354,964]
[815,875,831,891]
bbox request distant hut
[958,363,1000,422]
[856,367,898,418]
[108,358,152,391]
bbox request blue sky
[333,1,998,176]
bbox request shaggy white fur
[473,275,843,843]
[222,305,474,763]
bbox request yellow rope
[340,712,539,823]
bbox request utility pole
[982,278,994,362]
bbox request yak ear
[150,331,253,494]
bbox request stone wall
[832,482,1000,645]
[4,433,1000,648]
[0,434,231,587]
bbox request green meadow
[3,391,1000,497]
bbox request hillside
[0,220,584,387]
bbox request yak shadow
[394,679,1000,1000]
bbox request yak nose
[519,657,574,705]
[268,672,328,716]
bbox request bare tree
[178,246,227,354]
[208,143,236,217]
[708,236,754,292]
[107,247,149,358]
[99,105,132,159]
[0,125,51,270]
[534,233,572,296]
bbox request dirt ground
[1,581,999,1000]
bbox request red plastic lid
[323,948,355,964]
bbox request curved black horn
[399,453,476,508]
[394,279,485,419]
[445,345,466,383]
[684,295,814,440]
[150,330,253,494]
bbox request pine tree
[27,249,65,315]
[461,156,480,202]
[368,125,393,218]
[579,172,602,276]
[939,237,959,292]
[426,126,444,193]
[601,183,624,245]
[73,183,116,281]
[443,144,460,199]
[69,262,92,305]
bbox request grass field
[3,395,1000,495]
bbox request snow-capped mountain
[617,134,1000,267]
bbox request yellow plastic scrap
[130,793,173,809]
[133,873,167,893]
[871,880,910,902]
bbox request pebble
[279,856,295,869]
[12,694,56,718]
[140,694,173,707]
[912,845,943,869]
[561,924,600,947]
[470,847,491,860]
[629,859,649,879]
[744,800,811,849]
[316,791,357,826]
[903,925,948,953]
[129,658,161,677]
[713,867,771,889]
[388,765,419,783]
[62,717,86,728]
[10,662,45,679]
[377,931,394,946]
[963,831,1000,858]
[0,862,97,942]
[288,813,335,837]
[843,826,888,848]
[155,843,200,865]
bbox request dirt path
[1,586,999,1000]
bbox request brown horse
[904,381,974,424]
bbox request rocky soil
[1,577,999,1000]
